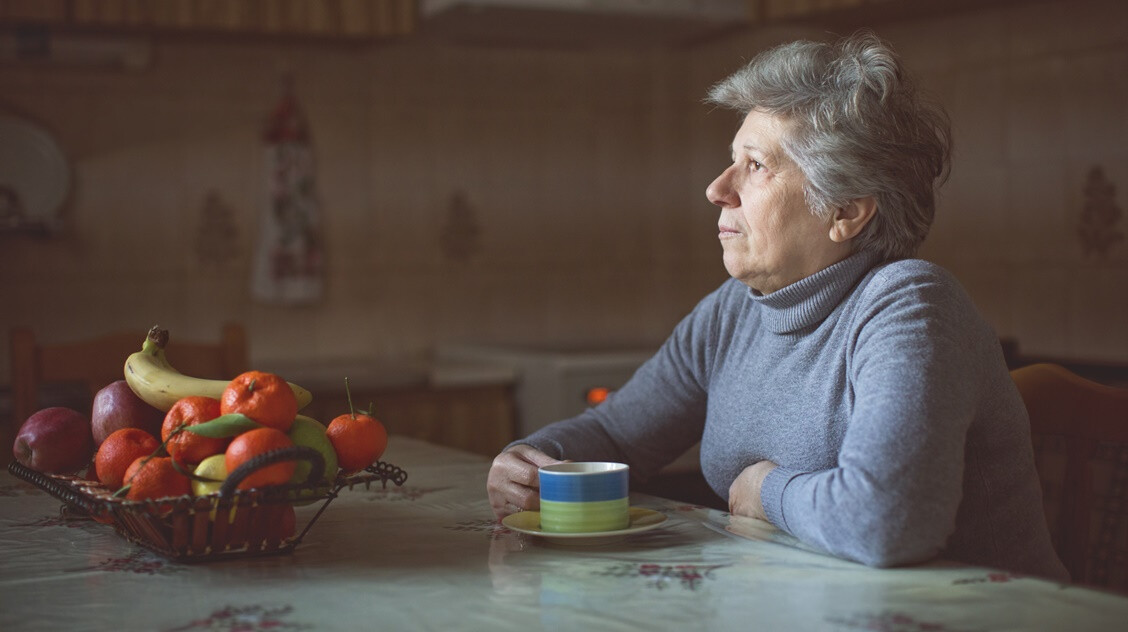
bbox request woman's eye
[749,160,764,172]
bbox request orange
[225,427,296,490]
[123,456,191,506]
[326,412,387,474]
[220,370,298,433]
[94,428,160,490]
[586,386,612,407]
[162,396,228,468]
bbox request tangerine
[326,412,387,474]
[94,427,160,489]
[123,456,191,505]
[220,371,298,432]
[162,396,228,468]
[225,427,296,490]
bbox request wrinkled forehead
[732,110,797,160]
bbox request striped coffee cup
[538,462,630,533]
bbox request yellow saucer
[502,507,667,546]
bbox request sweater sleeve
[760,264,989,567]
[513,283,728,481]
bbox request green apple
[192,453,232,521]
[287,415,339,504]
[192,453,228,496]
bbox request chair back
[8,324,248,440]
[1012,363,1128,589]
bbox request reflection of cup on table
[538,462,630,533]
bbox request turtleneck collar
[748,250,883,334]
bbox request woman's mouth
[718,224,740,239]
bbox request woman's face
[706,110,844,294]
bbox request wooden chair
[1012,362,1128,590]
[7,324,248,459]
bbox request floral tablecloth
[2,437,1126,631]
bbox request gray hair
[706,30,951,260]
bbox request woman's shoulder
[863,257,966,298]
[871,257,954,282]
[853,257,985,328]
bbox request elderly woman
[486,31,1067,581]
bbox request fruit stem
[145,325,169,350]
[344,376,356,420]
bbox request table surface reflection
[2,436,1126,631]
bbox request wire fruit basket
[7,446,407,563]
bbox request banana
[124,325,313,412]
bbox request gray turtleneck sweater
[516,252,1068,581]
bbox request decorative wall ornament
[440,191,481,261]
[0,113,71,235]
[1078,166,1123,260]
[251,75,325,304]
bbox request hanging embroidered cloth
[251,79,325,304]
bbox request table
[2,437,1126,631]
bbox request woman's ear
[828,197,877,243]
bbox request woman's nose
[706,166,737,208]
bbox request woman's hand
[728,460,778,521]
[487,444,565,519]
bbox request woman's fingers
[487,445,563,519]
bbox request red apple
[13,407,94,474]
[91,380,165,446]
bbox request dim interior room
[1,0,1125,458]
